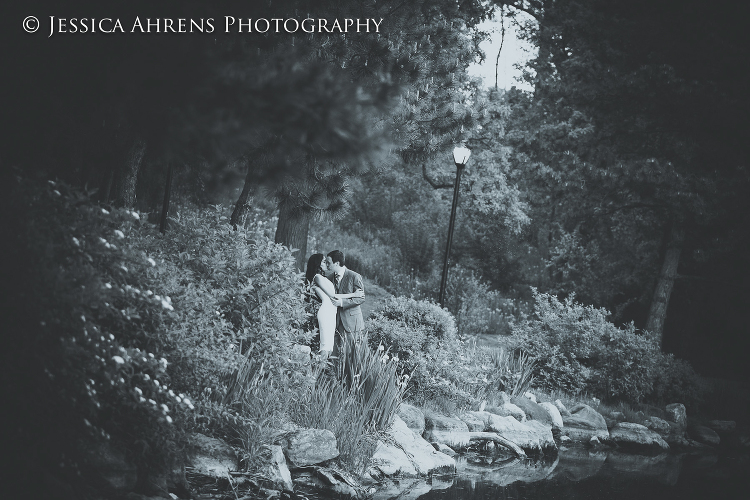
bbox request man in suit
[326,250,365,338]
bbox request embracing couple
[304,250,365,355]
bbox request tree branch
[422,163,453,189]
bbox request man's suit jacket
[327,268,365,335]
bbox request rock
[512,396,554,426]
[398,403,426,435]
[368,416,455,477]
[424,414,472,448]
[587,436,607,450]
[187,433,238,477]
[485,400,527,422]
[645,417,672,438]
[433,443,457,456]
[369,441,417,476]
[278,429,339,467]
[688,425,721,446]
[539,402,564,428]
[87,441,138,491]
[458,411,490,432]
[708,420,736,433]
[258,445,293,492]
[560,435,572,444]
[609,422,670,453]
[554,399,572,417]
[485,414,556,453]
[523,391,537,403]
[665,403,687,430]
[561,404,609,442]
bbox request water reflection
[405,448,750,500]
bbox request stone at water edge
[398,402,426,436]
[523,391,537,403]
[485,394,527,422]
[368,416,455,478]
[368,440,417,477]
[554,399,572,417]
[539,402,564,428]
[561,404,609,443]
[485,413,556,453]
[609,422,670,453]
[187,433,238,478]
[645,416,672,438]
[665,403,687,430]
[688,425,721,446]
[258,445,294,492]
[278,428,339,468]
[458,411,490,432]
[423,414,472,449]
[511,395,555,426]
[433,442,457,456]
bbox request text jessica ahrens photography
[43,15,384,37]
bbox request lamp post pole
[439,146,470,307]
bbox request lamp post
[438,146,471,307]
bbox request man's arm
[340,273,365,309]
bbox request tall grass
[290,333,407,472]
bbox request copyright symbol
[23,16,40,33]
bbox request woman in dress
[305,253,364,354]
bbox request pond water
[378,448,750,500]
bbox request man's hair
[327,250,345,266]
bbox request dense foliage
[510,290,701,405]
[3,176,312,495]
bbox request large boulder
[258,445,294,492]
[424,414,472,449]
[609,422,670,453]
[368,416,455,478]
[688,425,720,446]
[485,414,557,453]
[398,403,426,435]
[512,396,554,426]
[644,417,672,438]
[458,411,491,432]
[665,403,687,431]
[561,404,609,442]
[278,428,339,467]
[539,402,564,429]
[188,433,238,477]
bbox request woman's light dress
[313,274,336,352]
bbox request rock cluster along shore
[94,392,747,499]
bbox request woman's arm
[311,285,330,303]
[334,290,365,300]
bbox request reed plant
[290,333,407,472]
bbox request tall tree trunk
[230,157,253,229]
[275,202,310,272]
[114,138,147,208]
[645,221,685,345]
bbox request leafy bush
[510,289,699,404]
[4,176,311,493]
[5,177,192,492]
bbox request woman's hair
[305,253,325,284]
